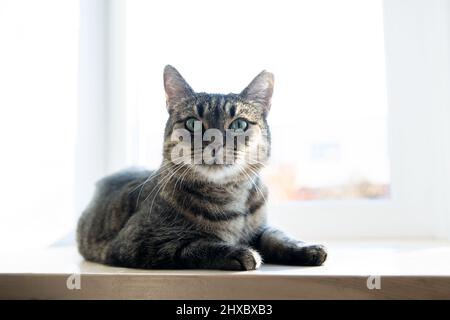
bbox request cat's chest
[214,204,266,244]
[222,186,250,213]
[180,182,265,243]
[203,192,266,245]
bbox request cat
[76,65,327,270]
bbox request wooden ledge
[1,240,450,299]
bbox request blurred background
[0,0,449,250]
[125,0,390,202]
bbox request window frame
[80,0,450,240]
[276,0,450,240]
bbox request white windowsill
[1,239,450,299]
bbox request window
[118,0,450,240]
[0,0,79,249]
[2,0,448,251]
[125,0,390,202]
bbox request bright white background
[125,0,390,197]
[0,0,449,251]
[0,0,79,250]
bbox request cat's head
[162,65,273,184]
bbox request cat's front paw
[294,244,328,266]
[222,248,262,271]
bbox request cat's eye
[185,118,199,132]
[229,118,248,131]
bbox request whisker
[135,162,176,208]
[132,162,173,196]
[172,165,192,196]
[147,163,188,217]
[237,164,267,204]
[140,164,178,205]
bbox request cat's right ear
[163,65,195,113]
[239,70,274,114]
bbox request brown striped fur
[76,66,327,270]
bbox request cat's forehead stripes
[194,95,236,118]
[224,101,237,118]
[176,94,265,129]
[180,96,264,127]
[196,103,204,118]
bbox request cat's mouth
[199,163,233,169]
[192,162,243,183]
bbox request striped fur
[76,66,327,270]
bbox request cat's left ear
[239,70,274,113]
[163,65,195,113]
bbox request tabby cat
[77,65,327,270]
